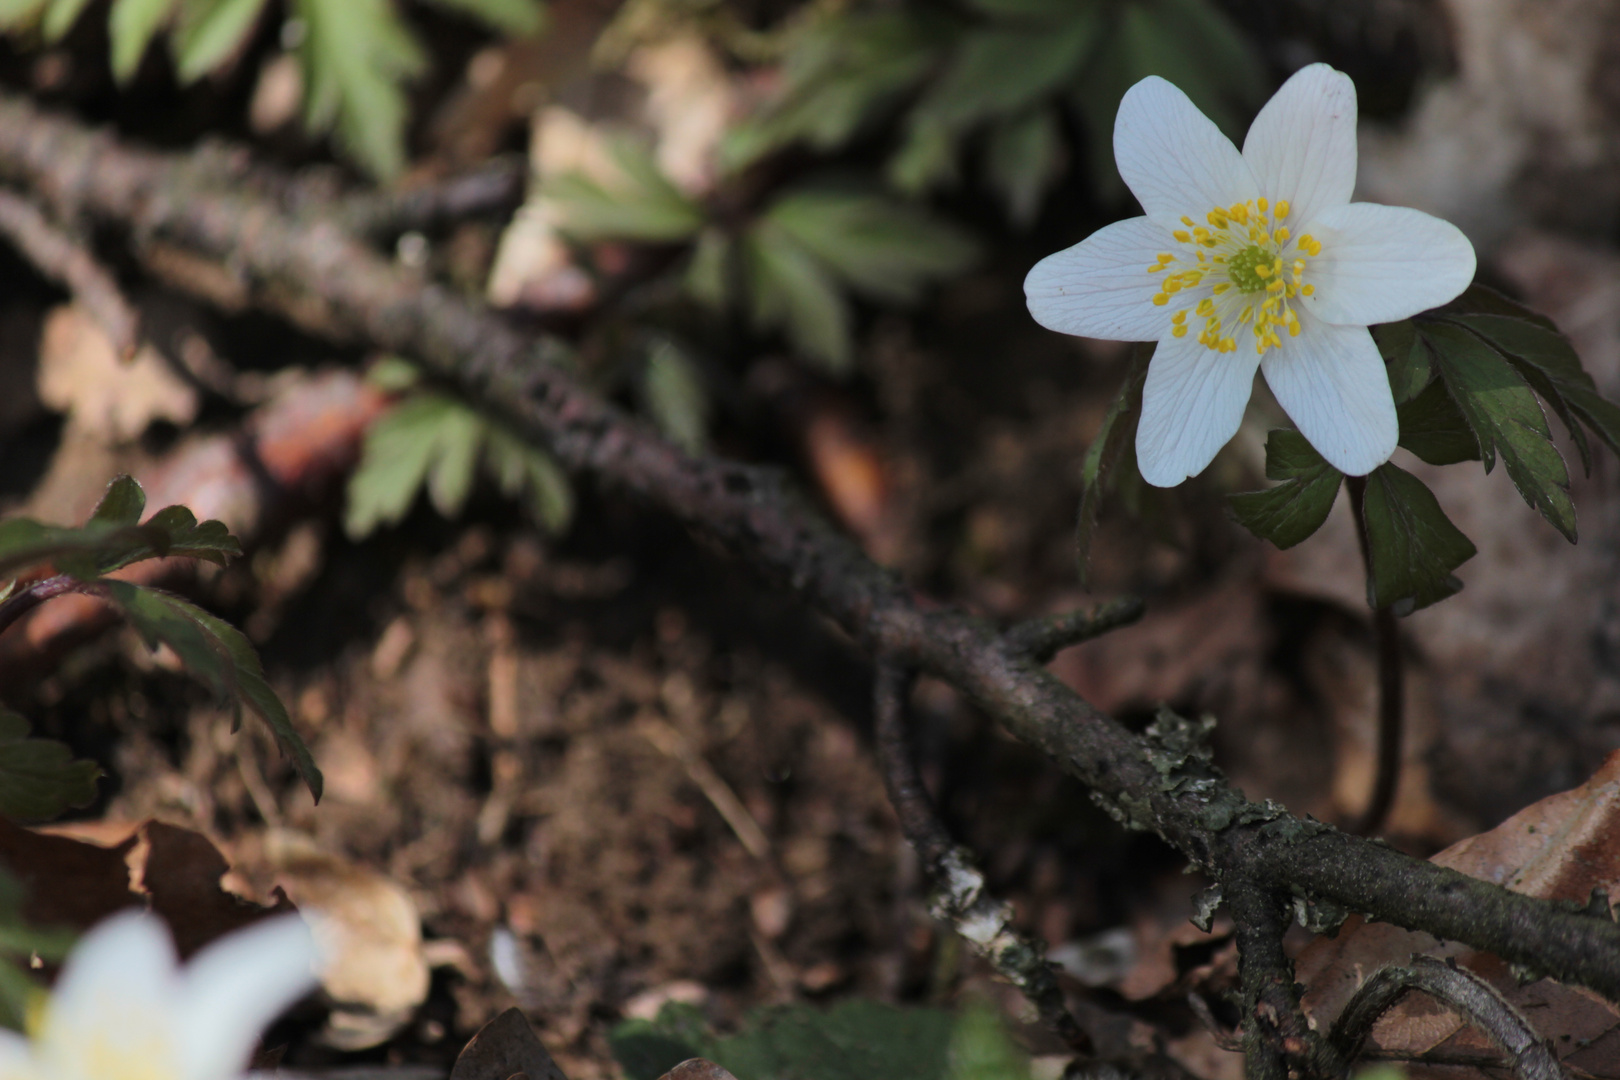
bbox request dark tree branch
[1005,597,1145,664]
[1,94,1619,1015]
[326,155,527,239]
[1329,955,1564,1080]
[873,664,1093,1057]
[0,187,138,357]
[1223,880,1343,1080]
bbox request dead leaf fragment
[265,833,430,1050]
[37,305,197,442]
[450,1007,570,1080]
[1297,749,1620,1077]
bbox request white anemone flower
[1025,63,1476,487]
[0,910,317,1080]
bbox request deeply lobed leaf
[1362,464,1477,615]
[0,708,101,821]
[1227,430,1344,550]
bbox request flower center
[1146,197,1323,355]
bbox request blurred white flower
[0,910,317,1080]
[1025,64,1476,486]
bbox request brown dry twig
[0,93,1619,1061]
[874,664,1093,1056]
[0,187,138,358]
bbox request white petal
[39,910,184,1080]
[1300,202,1476,326]
[177,915,319,1080]
[0,1028,38,1079]
[1114,76,1259,232]
[1025,217,1176,342]
[1242,64,1357,229]
[1135,334,1262,487]
[1260,317,1397,476]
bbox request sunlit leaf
[484,426,573,533]
[1227,429,1343,549]
[1446,311,1620,474]
[1362,463,1477,615]
[420,0,543,36]
[99,581,321,800]
[172,0,269,83]
[345,394,456,538]
[744,221,852,374]
[41,0,91,40]
[424,404,484,517]
[110,0,176,81]
[0,709,100,821]
[295,0,426,180]
[945,1001,1028,1080]
[547,135,704,243]
[1418,320,1576,541]
[0,0,49,30]
[1075,345,1149,585]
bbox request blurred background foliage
[0,0,1453,548]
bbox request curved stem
[1345,476,1405,837]
[0,574,96,638]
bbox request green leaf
[963,0,1075,17]
[1361,463,1477,614]
[912,14,1098,132]
[946,1002,1028,1080]
[41,0,92,40]
[613,1000,956,1080]
[418,0,543,36]
[0,0,49,30]
[483,426,573,533]
[1418,320,1576,541]
[886,114,959,195]
[1227,429,1344,549]
[1373,319,1432,405]
[0,709,100,821]
[172,0,269,84]
[986,108,1063,227]
[546,135,704,242]
[643,338,709,454]
[1075,345,1150,585]
[721,11,941,171]
[684,228,733,311]
[91,474,147,527]
[744,221,853,374]
[345,394,456,538]
[99,581,322,800]
[110,0,177,81]
[1396,377,1480,466]
[1437,281,1558,331]
[424,404,484,517]
[1447,312,1620,474]
[0,486,240,583]
[296,0,426,180]
[765,189,978,304]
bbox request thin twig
[874,664,1093,1057]
[1345,476,1404,836]
[0,187,138,357]
[4,95,1620,1004]
[1224,879,1344,1080]
[1329,956,1565,1080]
[638,715,773,863]
[1005,597,1145,663]
[324,156,527,239]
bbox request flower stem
[1345,476,1404,837]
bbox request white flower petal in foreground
[0,910,317,1080]
[1026,63,1477,486]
